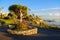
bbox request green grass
[0,19,14,24]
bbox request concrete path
[0,25,60,40]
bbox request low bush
[3,17,9,19]
[0,20,5,24]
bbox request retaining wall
[7,28,38,35]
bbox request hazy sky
[0,0,60,15]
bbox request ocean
[40,15,60,28]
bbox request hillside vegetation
[0,4,60,31]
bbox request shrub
[19,23,28,31]
[23,16,30,20]
[3,17,9,19]
[0,20,5,24]
[1,21,5,24]
[8,24,17,30]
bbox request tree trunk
[20,10,22,23]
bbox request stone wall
[7,28,38,35]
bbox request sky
[0,0,60,15]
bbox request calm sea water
[47,21,60,28]
[48,21,60,26]
[40,16,60,28]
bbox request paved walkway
[0,25,60,40]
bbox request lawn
[0,19,15,24]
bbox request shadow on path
[0,25,60,40]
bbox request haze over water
[40,15,60,28]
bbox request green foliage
[14,23,28,31]
[22,6,27,10]
[19,23,28,31]
[3,17,9,19]
[0,20,5,24]
[1,21,5,24]
[8,4,28,16]
[8,13,13,17]
[36,16,41,20]
[9,4,22,12]
[7,12,17,19]
[25,16,30,20]
[34,20,37,24]
[2,19,15,24]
